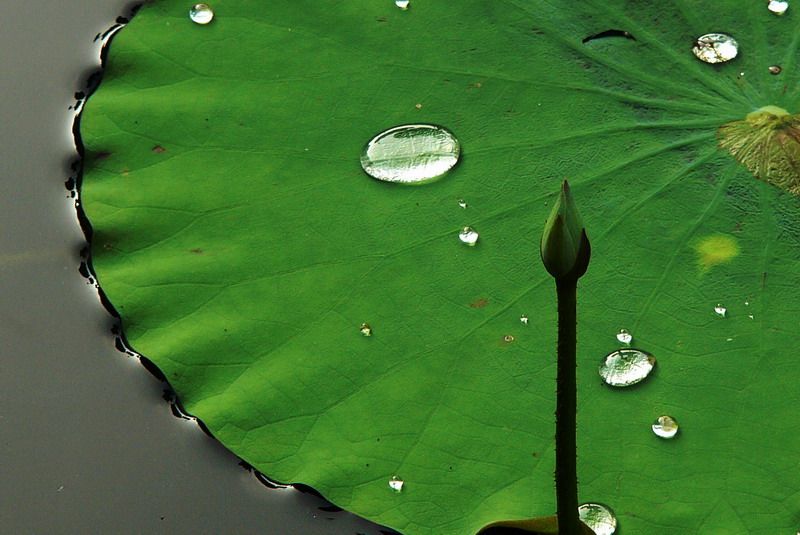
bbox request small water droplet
[389,476,404,492]
[395,0,410,9]
[578,503,617,535]
[616,328,632,345]
[769,0,789,15]
[652,415,679,439]
[457,198,468,208]
[769,65,782,75]
[744,300,750,306]
[359,323,373,336]
[599,349,655,387]
[503,334,515,343]
[520,315,529,324]
[726,337,734,342]
[692,33,739,64]
[360,124,460,184]
[714,304,727,317]
[748,313,755,319]
[459,226,479,246]
[189,3,214,24]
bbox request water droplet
[652,415,679,439]
[726,337,734,342]
[359,323,373,336]
[714,304,727,317]
[459,226,479,246]
[457,198,468,208]
[389,476,404,492]
[395,0,410,9]
[503,334,515,343]
[189,3,214,24]
[769,0,789,15]
[616,329,632,345]
[599,349,655,387]
[360,124,460,184]
[578,503,617,535]
[692,33,739,64]
[748,313,755,319]
[769,65,783,75]
[520,315,529,324]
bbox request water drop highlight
[769,0,789,14]
[360,124,460,184]
[599,349,655,387]
[652,415,679,439]
[692,33,738,64]
[359,323,373,336]
[770,65,782,75]
[503,334,515,343]
[189,3,214,24]
[457,198,468,208]
[714,304,727,317]
[616,328,632,345]
[395,0,410,9]
[520,315,529,324]
[459,226,479,246]
[389,476,404,492]
[578,503,617,535]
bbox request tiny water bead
[714,304,727,317]
[359,323,373,336]
[457,198,468,208]
[652,415,679,439]
[770,65,783,75]
[503,334,515,343]
[520,315,529,324]
[189,3,214,24]
[459,226,479,246]
[395,0,410,9]
[360,124,460,184]
[616,328,632,345]
[578,503,617,535]
[769,0,789,15]
[389,476,404,492]
[692,33,739,64]
[599,349,655,387]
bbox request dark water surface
[0,1,391,533]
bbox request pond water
[0,1,393,533]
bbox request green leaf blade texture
[80,1,800,534]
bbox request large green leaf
[80,1,800,533]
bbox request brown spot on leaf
[470,297,488,308]
[153,145,166,153]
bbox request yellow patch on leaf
[692,234,740,273]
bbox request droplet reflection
[652,415,679,439]
[768,0,789,15]
[360,124,460,184]
[395,0,410,9]
[692,33,738,63]
[189,3,214,24]
[714,304,727,317]
[599,349,655,387]
[578,503,617,535]
[389,476,404,492]
[459,226,479,246]
[359,323,373,336]
[616,328,632,345]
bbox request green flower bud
[540,180,591,281]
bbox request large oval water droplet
[692,33,738,63]
[189,3,214,24]
[578,503,617,535]
[395,0,410,9]
[360,124,460,184]
[652,415,679,439]
[599,349,655,387]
